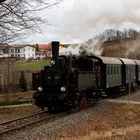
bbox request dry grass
[0,91,34,103]
[56,104,140,140]
[0,105,39,121]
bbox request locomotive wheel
[73,94,87,109]
[79,97,86,107]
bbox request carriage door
[93,61,101,88]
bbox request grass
[0,91,34,106]
[16,59,51,71]
[0,59,51,71]
[0,99,33,106]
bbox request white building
[35,51,46,60]
[9,44,36,59]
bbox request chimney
[51,41,59,68]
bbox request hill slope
[101,37,140,59]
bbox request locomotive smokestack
[51,41,59,67]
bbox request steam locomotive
[33,41,140,112]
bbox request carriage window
[116,67,118,75]
[107,66,110,75]
[111,66,114,75]
[114,66,116,75]
[126,66,128,74]
[113,66,115,75]
[111,67,113,75]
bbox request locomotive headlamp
[38,86,43,92]
[61,86,66,92]
[50,60,55,65]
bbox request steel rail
[0,113,63,135]
[0,110,48,125]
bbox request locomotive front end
[33,41,68,111]
[34,68,67,111]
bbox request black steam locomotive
[33,41,140,112]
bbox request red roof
[12,44,35,48]
[33,44,51,50]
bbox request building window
[18,49,20,53]
[3,48,8,53]
[11,49,14,53]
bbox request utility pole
[128,68,131,106]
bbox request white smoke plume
[59,39,103,56]
[59,0,140,57]
[125,39,140,58]
[60,0,140,40]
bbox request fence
[0,70,33,93]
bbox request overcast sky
[24,0,140,44]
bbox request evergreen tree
[19,72,27,92]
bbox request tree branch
[0,0,62,43]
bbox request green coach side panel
[106,64,122,88]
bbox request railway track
[0,110,63,136]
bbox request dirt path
[104,99,140,105]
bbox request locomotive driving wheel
[79,97,87,107]
[73,94,87,110]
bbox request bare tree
[0,0,5,3]
[0,0,62,43]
